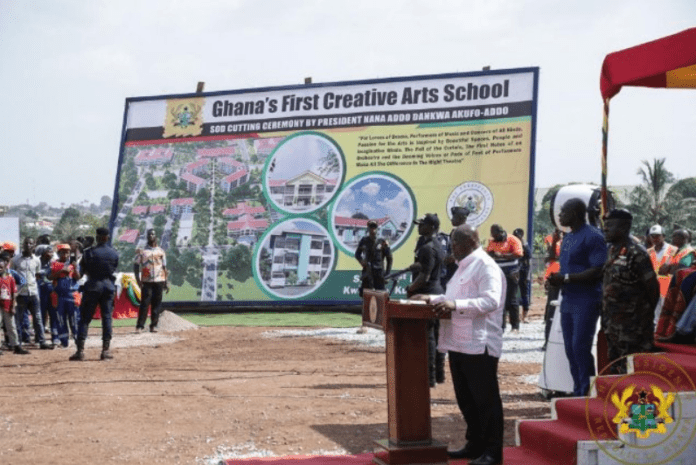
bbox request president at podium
[414,224,506,465]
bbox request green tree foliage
[220,245,253,283]
[165,248,185,287]
[258,247,271,281]
[532,184,563,252]
[53,207,83,240]
[625,159,696,235]
[118,244,137,272]
[285,270,298,286]
[153,215,167,228]
[317,150,340,177]
[145,173,157,190]
[100,195,112,212]
[627,159,675,233]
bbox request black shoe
[436,373,446,384]
[69,351,85,361]
[13,346,30,355]
[469,453,502,465]
[100,350,113,361]
[150,326,158,333]
[447,444,484,460]
[40,342,55,350]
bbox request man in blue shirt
[548,198,607,396]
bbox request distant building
[134,148,174,166]
[253,137,283,161]
[220,169,249,193]
[222,201,266,218]
[181,172,207,193]
[171,198,194,215]
[24,220,55,232]
[149,204,166,215]
[268,171,337,209]
[182,159,210,176]
[334,216,401,246]
[132,206,149,217]
[226,214,269,241]
[217,157,245,175]
[118,229,139,243]
[267,224,332,288]
[197,146,236,158]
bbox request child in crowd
[48,244,81,348]
[0,252,30,355]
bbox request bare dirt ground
[0,297,549,465]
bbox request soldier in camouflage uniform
[602,209,660,374]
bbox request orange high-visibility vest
[543,235,562,281]
[648,244,677,296]
[670,245,695,267]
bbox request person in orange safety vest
[647,224,676,298]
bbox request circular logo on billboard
[446,182,493,227]
[369,296,378,323]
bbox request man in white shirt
[12,237,53,350]
[416,224,505,465]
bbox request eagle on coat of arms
[611,385,675,438]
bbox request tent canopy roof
[600,28,696,100]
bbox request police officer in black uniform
[407,213,444,387]
[355,220,393,297]
[70,227,120,361]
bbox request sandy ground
[0,298,549,465]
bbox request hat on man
[56,244,71,251]
[649,224,664,236]
[414,213,440,229]
[96,227,110,236]
[367,220,378,229]
[451,206,471,217]
[1,241,17,251]
[606,209,633,221]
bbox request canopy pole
[600,97,610,220]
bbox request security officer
[70,227,120,361]
[602,209,659,374]
[355,220,392,297]
[408,213,444,387]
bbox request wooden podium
[362,289,449,465]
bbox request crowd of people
[540,200,696,390]
[0,227,169,360]
[355,198,694,465]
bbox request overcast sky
[1,0,694,208]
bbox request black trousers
[358,267,385,297]
[449,350,504,459]
[503,271,520,330]
[518,269,530,311]
[137,282,165,330]
[428,320,446,384]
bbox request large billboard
[111,68,539,305]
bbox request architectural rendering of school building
[268,171,337,208]
[225,202,269,240]
[267,226,332,288]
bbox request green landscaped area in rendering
[164,273,269,302]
